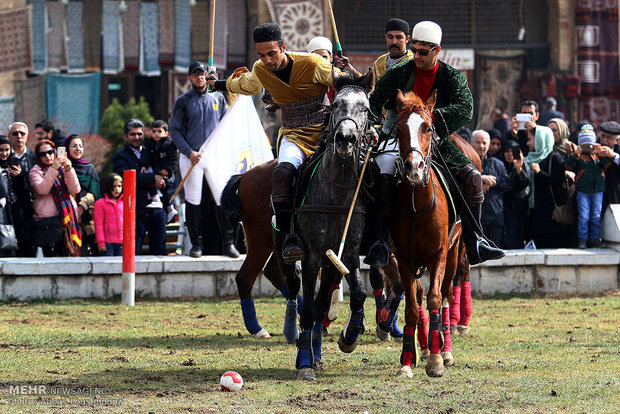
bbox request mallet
[326,0,343,58]
[326,146,372,274]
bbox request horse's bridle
[325,85,370,150]
[397,106,436,187]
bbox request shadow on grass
[6,333,297,351]
[0,366,341,391]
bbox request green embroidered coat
[369,60,473,171]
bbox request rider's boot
[272,162,305,264]
[456,165,505,265]
[185,202,203,258]
[364,174,397,267]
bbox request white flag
[200,94,274,204]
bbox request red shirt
[412,62,439,120]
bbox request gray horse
[284,72,375,380]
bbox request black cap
[504,139,519,149]
[385,18,409,35]
[188,61,207,75]
[253,23,282,43]
[600,121,620,135]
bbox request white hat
[306,36,333,54]
[412,21,442,45]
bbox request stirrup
[282,234,305,264]
[363,241,390,267]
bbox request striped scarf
[48,167,82,256]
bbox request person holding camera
[565,125,614,248]
[7,122,37,257]
[502,140,531,248]
[524,117,571,248]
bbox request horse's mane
[399,91,426,114]
[332,73,359,91]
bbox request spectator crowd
[469,98,620,249]
[0,112,240,259]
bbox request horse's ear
[396,89,406,111]
[332,65,340,94]
[425,90,437,112]
[361,68,375,93]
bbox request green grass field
[0,293,618,413]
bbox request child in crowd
[565,125,613,248]
[93,174,123,256]
[140,120,179,222]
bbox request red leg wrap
[450,286,461,326]
[400,326,416,367]
[429,310,442,354]
[417,305,428,351]
[459,281,472,326]
[322,317,331,328]
[441,305,452,353]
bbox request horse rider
[366,20,506,266]
[364,18,414,266]
[372,18,414,81]
[208,23,352,264]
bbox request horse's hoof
[296,367,316,381]
[420,349,430,360]
[441,351,454,366]
[396,365,413,378]
[457,324,470,335]
[376,325,390,342]
[426,353,445,377]
[450,324,458,335]
[338,334,358,353]
[392,334,403,343]
[312,360,323,372]
[254,328,271,339]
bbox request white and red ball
[219,371,243,392]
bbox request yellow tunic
[371,50,414,80]
[226,52,333,156]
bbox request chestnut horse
[392,90,481,378]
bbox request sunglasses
[410,46,437,56]
[11,131,26,137]
[37,149,55,158]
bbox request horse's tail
[221,174,243,224]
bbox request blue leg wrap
[312,321,323,362]
[297,294,304,310]
[240,298,261,335]
[343,309,365,345]
[283,299,299,344]
[391,310,404,338]
[279,285,289,299]
[296,329,313,369]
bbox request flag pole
[172,0,217,204]
[326,0,342,58]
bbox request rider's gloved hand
[366,126,378,146]
[206,71,218,82]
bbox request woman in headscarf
[29,140,81,257]
[65,134,100,256]
[547,118,570,158]
[525,126,572,247]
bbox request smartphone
[57,146,66,158]
[516,113,532,130]
[511,146,521,159]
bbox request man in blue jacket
[113,119,167,255]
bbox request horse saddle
[430,159,463,228]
